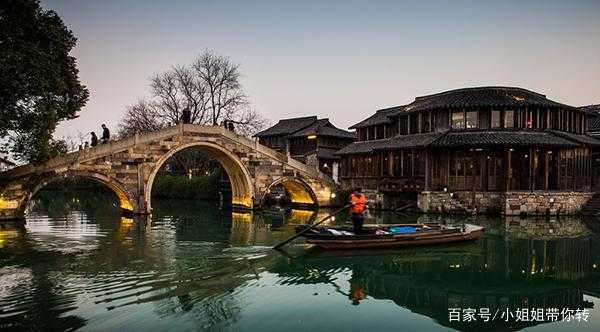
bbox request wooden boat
[295,223,484,250]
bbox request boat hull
[300,224,484,250]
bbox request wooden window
[486,152,504,191]
[479,110,490,129]
[393,151,402,176]
[539,109,547,129]
[381,152,390,176]
[551,110,559,130]
[435,111,449,132]
[399,116,408,135]
[466,111,478,129]
[451,111,465,129]
[491,110,501,128]
[376,125,384,139]
[402,150,412,177]
[422,113,431,132]
[387,124,398,137]
[504,110,515,128]
[525,109,535,129]
[415,150,426,177]
[409,114,418,134]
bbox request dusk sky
[42,0,600,140]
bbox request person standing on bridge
[181,109,191,124]
[90,132,98,147]
[101,124,110,144]
[350,188,367,234]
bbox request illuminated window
[451,111,465,129]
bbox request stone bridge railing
[3,124,334,185]
[1,124,336,220]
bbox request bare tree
[193,50,247,125]
[118,100,164,137]
[172,65,209,124]
[118,50,266,138]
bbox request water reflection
[1,191,600,331]
[272,232,600,330]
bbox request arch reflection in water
[4,195,600,331]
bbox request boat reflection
[271,230,600,330]
[5,190,600,331]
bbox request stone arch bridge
[0,124,336,220]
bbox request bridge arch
[20,170,136,215]
[260,176,318,206]
[145,141,255,211]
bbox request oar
[273,204,351,250]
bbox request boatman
[350,188,367,234]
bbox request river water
[2,190,600,331]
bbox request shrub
[151,174,220,200]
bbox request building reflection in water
[4,188,600,331]
[271,217,600,330]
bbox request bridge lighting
[0,198,18,209]
[307,135,317,140]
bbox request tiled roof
[290,119,355,139]
[403,87,577,113]
[377,132,446,150]
[430,131,579,148]
[336,132,445,155]
[254,116,317,137]
[315,148,341,160]
[349,106,404,129]
[336,129,592,155]
[335,139,391,155]
[580,104,600,114]
[550,131,600,147]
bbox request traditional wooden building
[337,87,600,215]
[254,116,355,180]
[583,104,600,136]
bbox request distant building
[0,156,16,172]
[337,86,600,215]
[582,104,600,136]
[254,116,355,181]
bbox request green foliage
[0,0,89,163]
[151,174,220,200]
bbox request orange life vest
[350,193,366,214]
